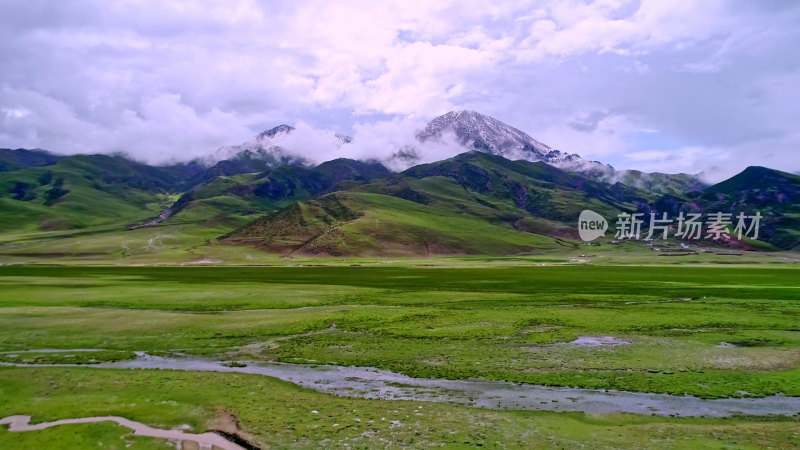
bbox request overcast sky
[1,0,798,179]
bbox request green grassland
[1,265,799,398]
[1,150,799,448]
[1,145,798,447]
[2,367,799,449]
[1,261,800,448]
[0,264,799,448]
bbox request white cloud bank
[0,0,798,179]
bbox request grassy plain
[2,367,800,449]
[0,262,799,448]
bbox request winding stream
[0,414,244,450]
[5,352,797,417]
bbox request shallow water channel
[3,351,800,417]
[0,414,244,450]
[99,352,800,417]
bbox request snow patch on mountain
[416,110,553,159]
[193,110,704,194]
[413,110,704,193]
[205,124,355,169]
[414,110,612,173]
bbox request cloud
[255,115,469,171]
[536,111,636,160]
[623,146,730,177]
[568,110,612,132]
[0,87,253,163]
[0,0,797,177]
[343,118,469,170]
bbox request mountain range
[0,111,797,255]
[199,110,705,196]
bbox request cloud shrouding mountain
[1,0,799,180]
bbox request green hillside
[1,148,797,258]
[0,154,179,233]
[706,166,800,194]
[162,158,392,225]
[221,191,559,256]
[0,148,62,172]
[656,166,800,249]
[387,151,648,221]
[611,169,705,196]
[220,152,655,256]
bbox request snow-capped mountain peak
[416,110,553,160]
[415,110,610,173]
[192,111,702,195]
[206,123,354,169]
[256,124,295,140]
[413,110,704,193]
